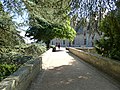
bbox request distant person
[55,42,58,47]
[58,43,60,49]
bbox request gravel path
[27,48,120,90]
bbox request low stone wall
[0,57,42,90]
[68,48,120,82]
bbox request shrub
[0,64,19,81]
[95,9,120,60]
[0,43,46,81]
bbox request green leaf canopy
[25,16,76,42]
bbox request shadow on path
[28,48,120,90]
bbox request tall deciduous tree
[23,0,71,23]
[95,1,120,60]
[25,16,76,48]
[24,0,76,48]
[70,0,117,35]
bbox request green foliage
[26,16,76,43]
[23,43,46,57]
[0,64,19,81]
[1,0,26,18]
[0,50,33,65]
[95,6,120,60]
[0,43,46,63]
[24,0,76,48]
[0,4,25,47]
[0,29,25,47]
[24,0,71,23]
[0,0,47,81]
[0,43,46,81]
[0,13,13,31]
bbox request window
[63,40,65,45]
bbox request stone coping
[68,48,120,82]
[0,57,42,90]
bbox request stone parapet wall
[68,48,120,82]
[0,57,42,90]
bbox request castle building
[50,27,100,47]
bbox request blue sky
[1,0,34,43]
[13,12,33,43]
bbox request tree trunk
[45,40,50,49]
